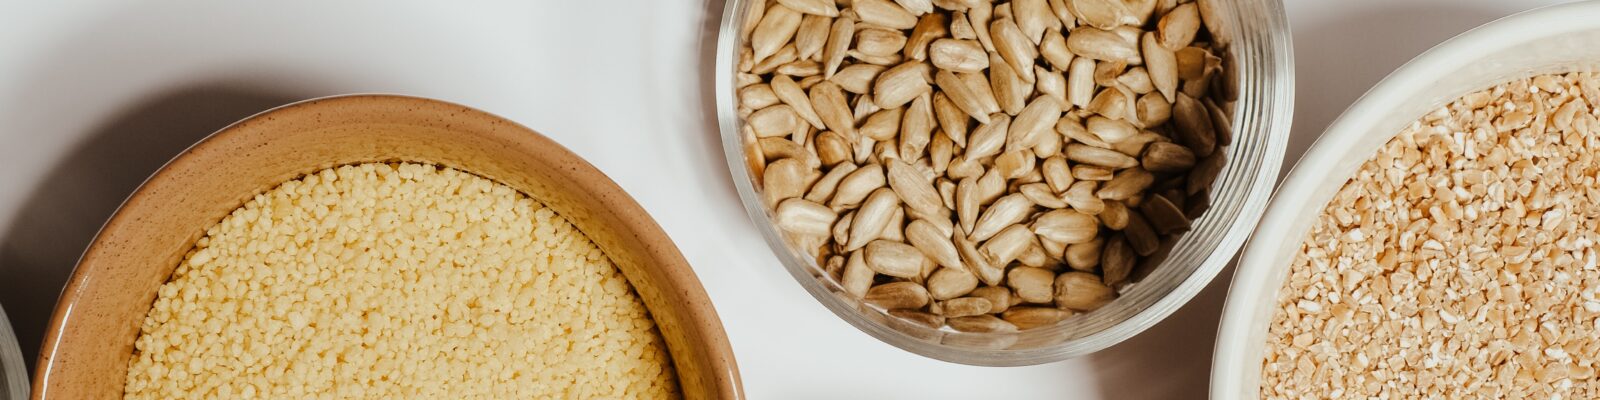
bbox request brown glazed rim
[32,94,742,399]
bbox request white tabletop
[0,0,1575,398]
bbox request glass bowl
[717,0,1294,365]
[1214,2,1600,396]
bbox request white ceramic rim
[1212,1,1600,398]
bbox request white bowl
[1212,2,1600,398]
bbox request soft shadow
[696,0,740,205]
[1086,263,1233,400]
[0,84,307,370]
[1282,3,1506,181]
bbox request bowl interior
[717,0,1294,364]
[1214,2,1600,398]
[33,95,741,399]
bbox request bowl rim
[1211,2,1600,397]
[717,0,1296,365]
[31,94,743,399]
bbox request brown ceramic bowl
[31,95,742,399]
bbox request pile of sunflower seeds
[737,0,1234,332]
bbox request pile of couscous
[124,163,678,399]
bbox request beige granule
[124,163,678,399]
[1262,73,1600,399]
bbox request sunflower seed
[832,163,886,207]
[965,113,1010,159]
[855,0,919,29]
[975,169,1006,204]
[823,17,856,78]
[1007,266,1056,303]
[1157,3,1200,50]
[1068,0,1138,29]
[1020,183,1067,209]
[740,0,766,40]
[928,39,987,73]
[990,18,1038,83]
[844,188,900,250]
[1033,29,1072,72]
[1067,26,1140,64]
[1117,67,1154,95]
[805,162,858,203]
[1173,93,1216,157]
[968,1,996,52]
[905,13,949,60]
[856,29,908,59]
[1096,167,1153,200]
[867,240,928,278]
[967,286,1012,313]
[954,234,1004,285]
[1054,271,1114,310]
[865,281,931,309]
[740,84,781,112]
[1067,57,1097,108]
[809,81,858,141]
[1071,165,1112,181]
[1135,92,1173,127]
[1205,97,1233,146]
[1041,156,1075,192]
[1016,102,1067,160]
[946,155,983,179]
[956,177,980,234]
[927,267,979,300]
[796,14,833,61]
[779,0,841,17]
[1064,236,1103,271]
[971,193,1034,241]
[1099,199,1130,230]
[736,72,762,88]
[994,150,1036,180]
[778,60,823,77]
[1141,141,1196,172]
[1063,180,1106,214]
[898,94,935,160]
[1035,67,1068,107]
[764,158,811,206]
[1122,212,1159,256]
[832,64,887,94]
[1002,307,1074,329]
[888,159,944,215]
[1087,88,1130,121]
[1085,115,1137,143]
[776,198,839,236]
[931,92,971,146]
[906,219,964,271]
[981,224,1035,267]
[1187,151,1225,195]
[935,70,993,123]
[753,5,804,63]
[1033,209,1100,244]
[883,204,908,241]
[874,61,932,109]
[947,315,1018,333]
[760,137,821,170]
[772,76,827,130]
[897,0,935,15]
[1143,31,1179,103]
[1140,193,1190,234]
[1197,0,1225,46]
[942,297,993,317]
[1101,234,1134,285]
[1066,143,1138,168]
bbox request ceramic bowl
[32,95,743,399]
[1213,2,1600,397]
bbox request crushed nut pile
[737,0,1235,332]
[1263,73,1600,398]
[124,163,678,399]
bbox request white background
[0,0,1576,398]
